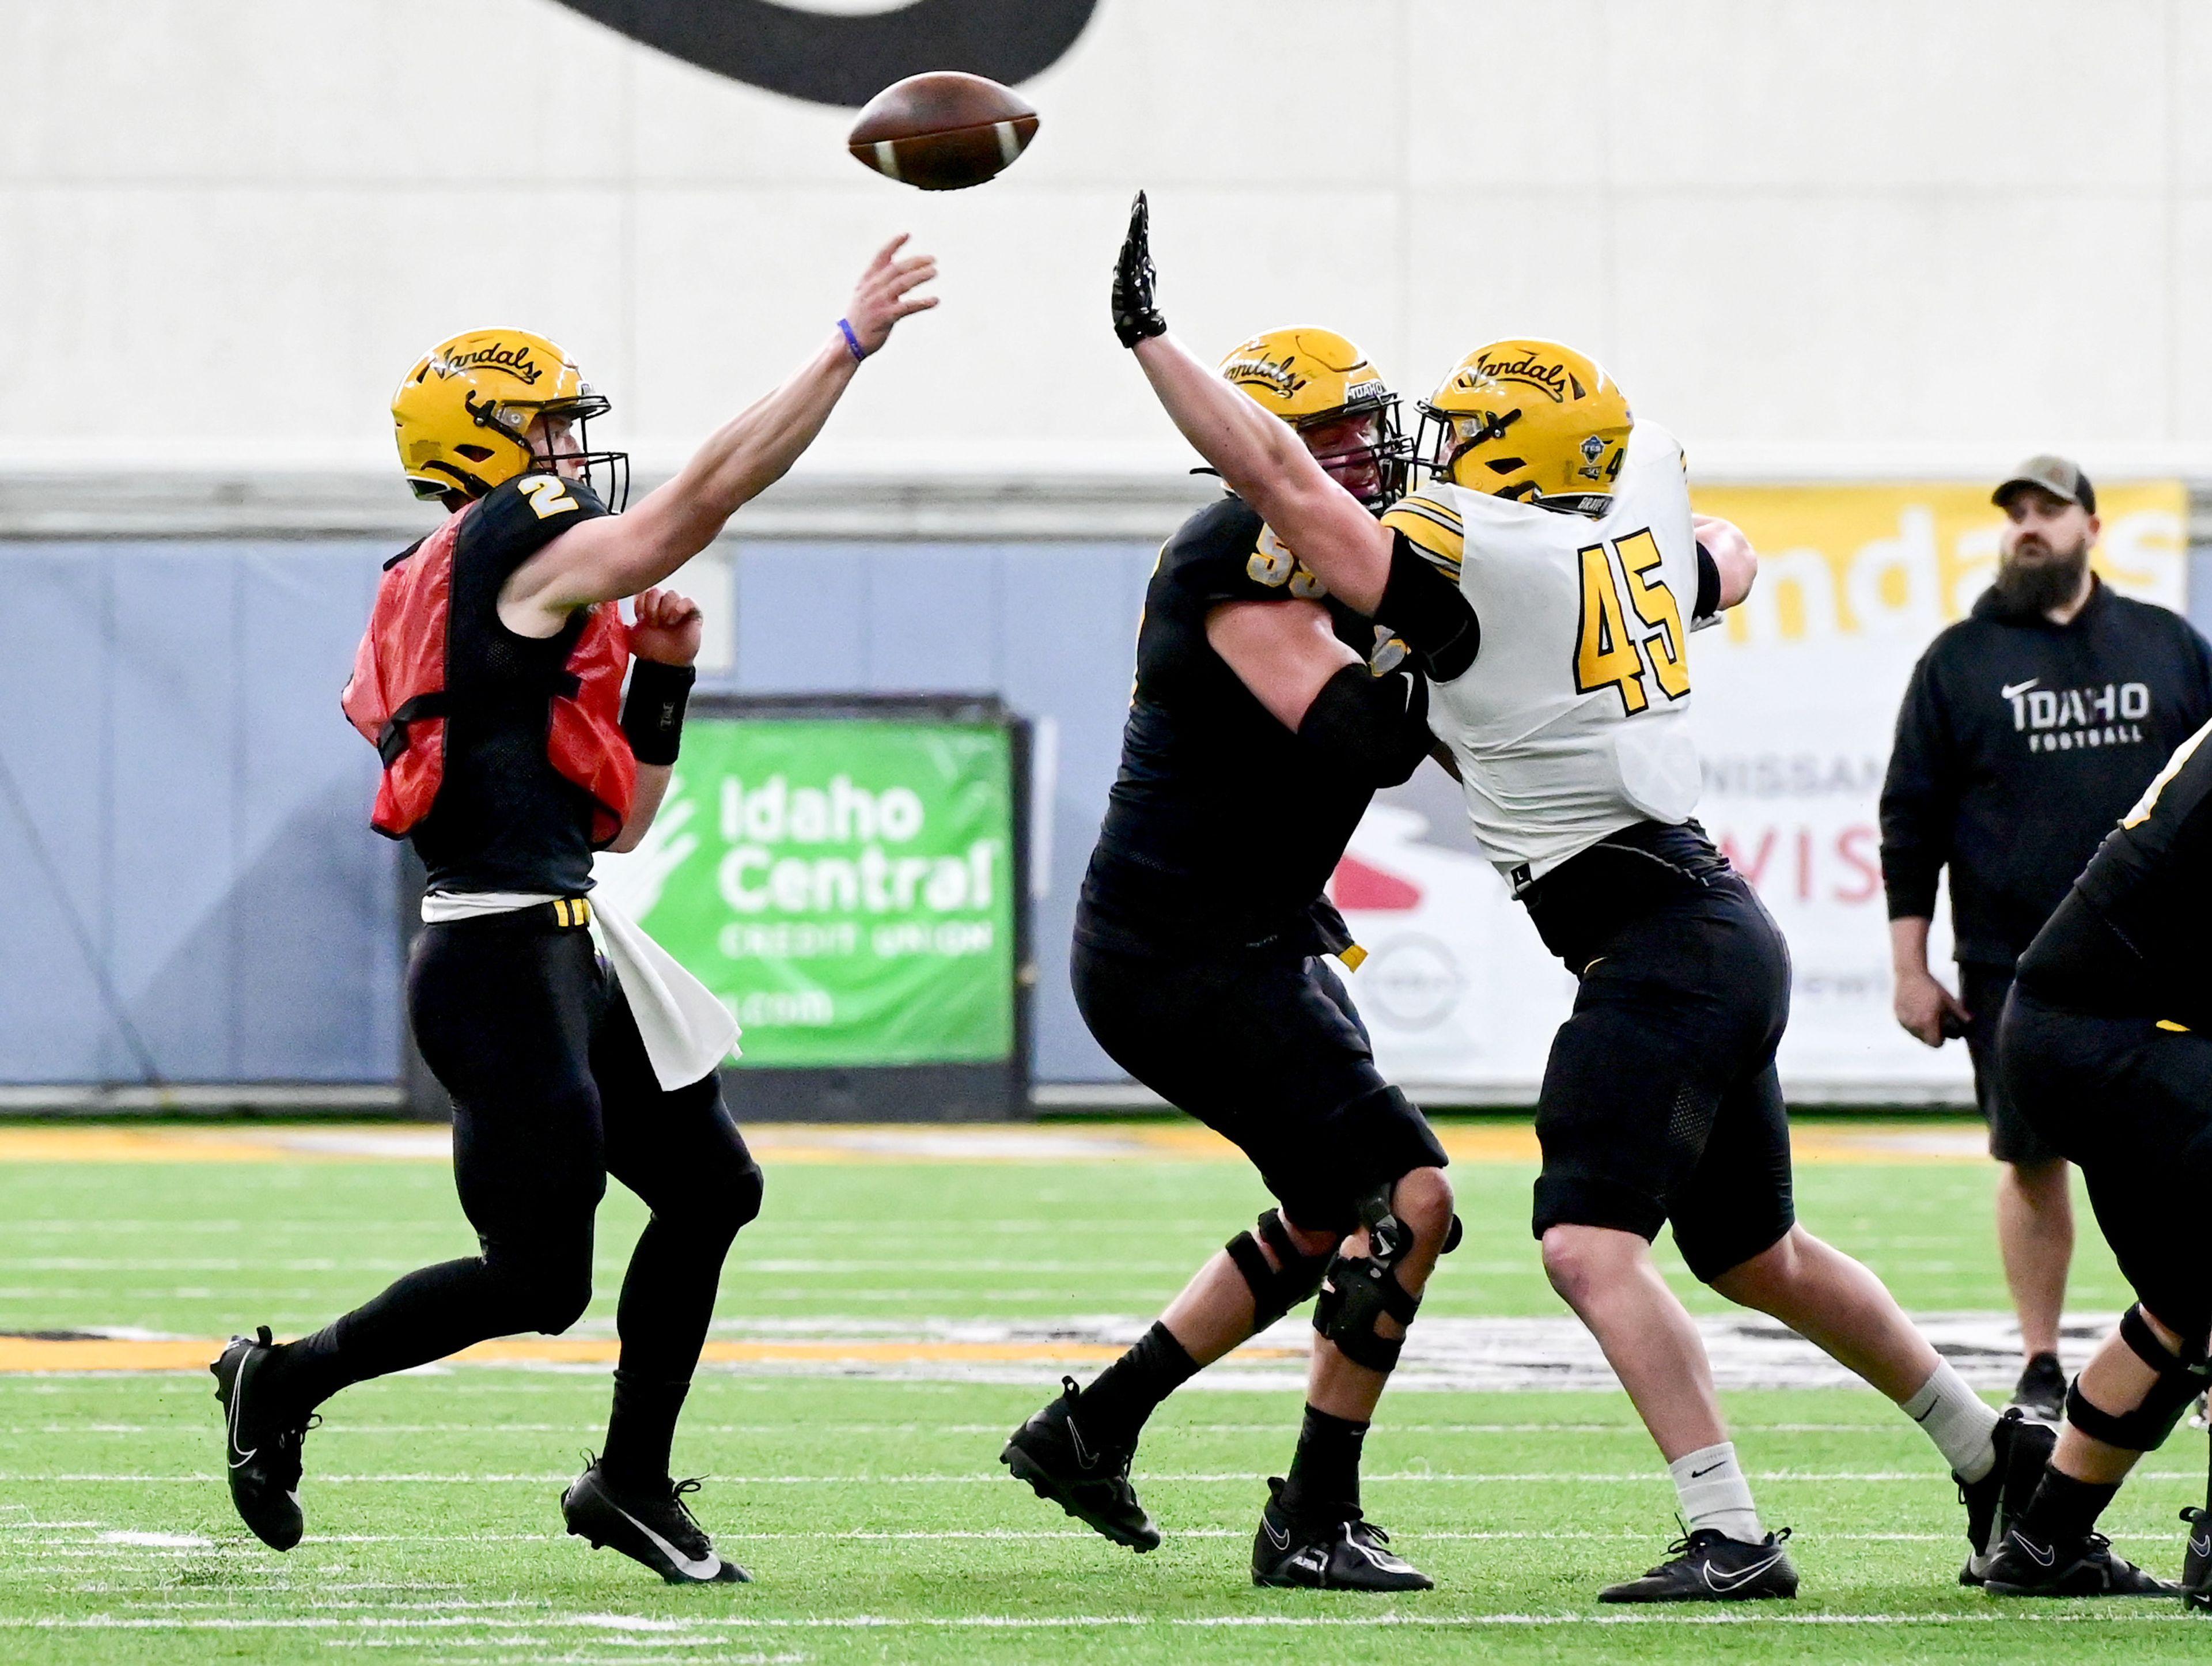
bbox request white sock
[1668,1441,1763,1543]
[1902,1360,2000,1483]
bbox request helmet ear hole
[454,444,495,462]
[1484,457,1524,475]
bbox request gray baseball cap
[1993,455,2096,514]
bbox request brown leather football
[847,71,1039,191]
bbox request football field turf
[0,1117,2202,1664]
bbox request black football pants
[264,908,762,1470]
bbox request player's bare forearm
[610,763,673,854]
[1134,334,1391,611]
[1693,513,1758,609]
[510,236,937,617]
[527,336,858,611]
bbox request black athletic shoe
[1000,1376,1160,1552]
[561,1459,749,1585]
[1599,1527,1798,1603]
[1249,1476,1433,1591]
[1959,1407,2058,1586]
[1981,1527,2177,1597]
[2179,1507,2211,1611]
[2012,1353,2067,1422]
[210,1327,314,1551]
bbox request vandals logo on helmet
[434,342,544,386]
[1224,353,1310,400]
[1472,348,1573,403]
[545,0,1099,108]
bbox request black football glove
[1111,190,1167,349]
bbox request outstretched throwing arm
[502,235,939,632]
[1113,194,1393,613]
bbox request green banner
[618,718,1016,1067]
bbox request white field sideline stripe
[8,1469,2200,1483]
[22,1529,2180,1548]
[0,1614,2196,1632]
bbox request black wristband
[1297,664,1433,788]
[1694,542,1721,622]
[1377,531,1480,680]
[622,660,695,766]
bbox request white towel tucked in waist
[590,895,742,1090]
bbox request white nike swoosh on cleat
[1262,1517,1290,1551]
[226,1349,256,1469]
[2191,1535,2210,1557]
[2018,1538,2056,1568]
[1703,1552,1783,1592]
[613,1503,722,1581]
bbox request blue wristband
[838,318,868,363]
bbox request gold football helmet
[1416,339,1631,517]
[1218,327,1410,507]
[391,328,628,508]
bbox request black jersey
[2015,718,2212,1028]
[1079,494,1414,955]
[412,473,613,896]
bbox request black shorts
[1070,936,1448,1236]
[2001,987,2212,1342]
[1531,872,1797,1282]
[1960,961,2059,1166]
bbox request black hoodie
[1879,577,2212,967]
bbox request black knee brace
[2065,1304,2212,1452]
[1312,1186,1425,1373]
[1225,1208,1334,1331]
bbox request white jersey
[1382,421,1705,888]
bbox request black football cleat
[2012,1353,2067,1422]
[1959,1407,2057,1586]
[1599,1527,1798,1603]
[562,1460,749,1585]
[210,1327,314,1551]
[1249,1476,1433,1591]
[2177,1506,2210,1611]
[1981,1527,2177,1597]
[1000,1377,1160,1552]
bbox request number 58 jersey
[1383,421,1705,889]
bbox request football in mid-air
[847,71,1039,191]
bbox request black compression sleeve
[1695,543,1721,621]
[622,660,696,766]
[1377,531,1479,679]
[1297,664,1433,787]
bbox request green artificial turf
[0,1119,2196,1664]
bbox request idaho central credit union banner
[1334,479,2190,1103]
[592,718,1017,1069]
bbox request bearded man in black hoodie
[1881,456,2212,1416]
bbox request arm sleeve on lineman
[1375,495,1480,678]
[1878,647,1956,921]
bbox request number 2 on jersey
[1573,527,1689,715]
[520,475,578,520]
